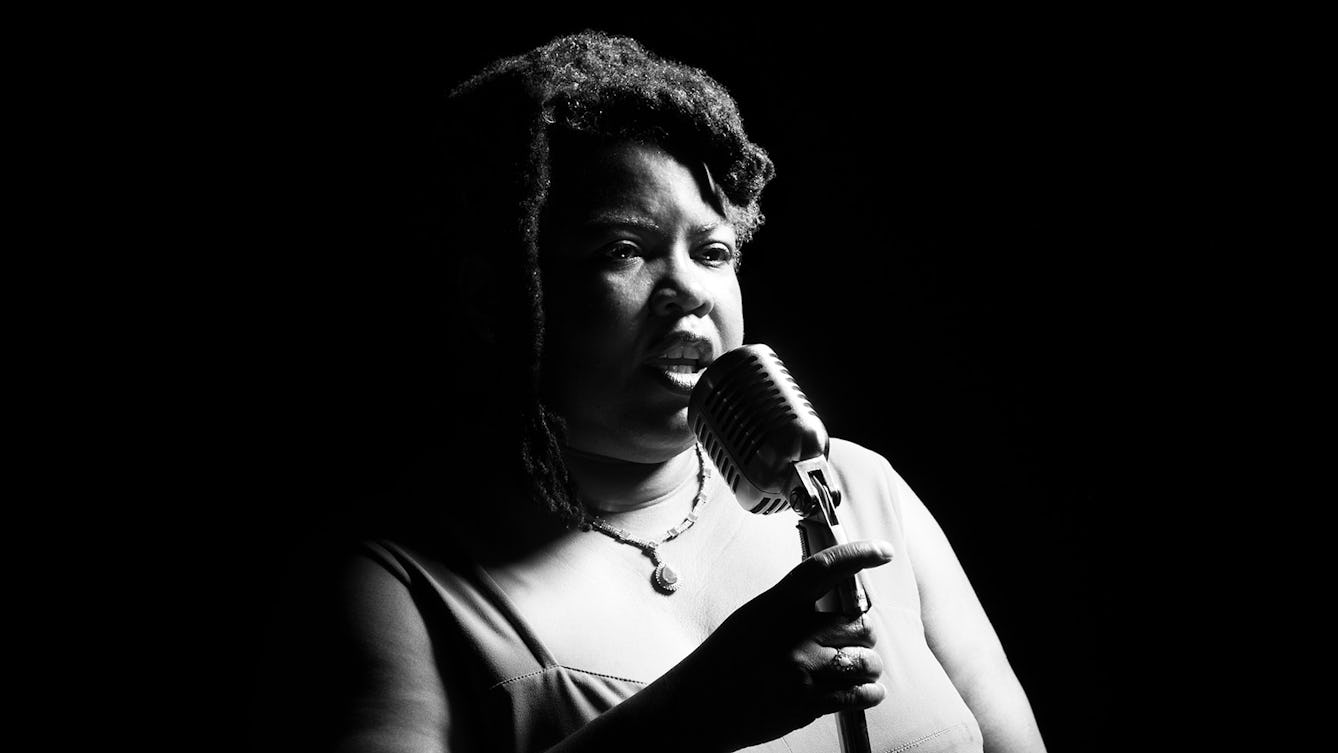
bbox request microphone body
[689,344,873,753]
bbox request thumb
[768,540,895,608]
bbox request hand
[663,540,895,752]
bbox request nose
[651,248,713,318]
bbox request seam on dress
[885,722,969,753]
[557,665,648,685]
[490,664,649,691]
[491,668,552,690]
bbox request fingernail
[873,541,895,560]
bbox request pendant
[652,561,680,594]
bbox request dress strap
[467,562,560,669]
[362,539,560,675]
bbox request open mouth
[645,337,713,394]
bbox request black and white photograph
[118,12,1284,752]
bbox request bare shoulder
[337,547,431,642]
[255,546,452,753]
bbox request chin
[613,423,699,464]
[561,400,699,463]
[623,424,696,463]
[660,408,698,447]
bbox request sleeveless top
[360,439,983,752]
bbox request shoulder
[827,437,916,508]
[252,539,451,751]
[341,541,429,630]
[824,437,921,546]
[827,439,943,556]
[828,437,894,474]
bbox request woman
[261,31,1046,753]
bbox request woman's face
[540,141,745,463]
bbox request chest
[485,497,807,683]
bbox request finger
[811,612,877,649]
[812,646,884,687]
[813,681,887,715]
[771,540,894,607]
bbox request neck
[564,443,700,516]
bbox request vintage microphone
[688,343,872,753]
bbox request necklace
[586,442,710,595]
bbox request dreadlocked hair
[434,30,775,528]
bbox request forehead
[544,141,729,232]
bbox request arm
[251,553,452,753]
[902,489,1048,753]
[330,557,452,753]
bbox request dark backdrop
[163,14,1262,752]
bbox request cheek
[577,278,645,335]
[545,274,646,356]
[716,277,745,348]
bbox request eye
[696,243,737,266]
[601,241,641,261]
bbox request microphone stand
[791,457,872,753]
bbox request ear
[456,253,498,344]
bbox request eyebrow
[579,213,729,237]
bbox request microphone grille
[689,344,829,514]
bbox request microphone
[689,343,873,753]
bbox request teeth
[660,343,703,361]
[667,364,694,373]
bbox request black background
[128,11,1281,752]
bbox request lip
[642,364,700,395]
[643,330,715,395]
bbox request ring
[829,648,859,673]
